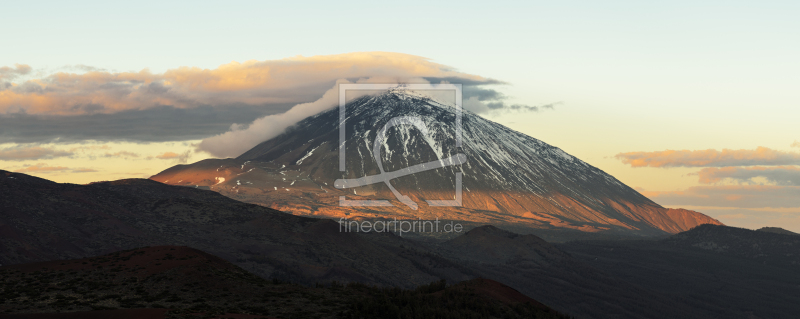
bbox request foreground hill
[0,170,471,287]
[665,224,800,267]
[0,246,330,318]
[756,226,799,236]
[4,171,793,318]
[151,90,720,237]
[0,246,569,319]
[436,225,700,319]
[559,224,800,319]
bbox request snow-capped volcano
[152,90,721,236]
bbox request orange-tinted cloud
[792,141,800,148]
[615,147,800,168]
[155,152,179,159]
[0,146,73,161]
[641,185,800,208]
[686,207,800,233]
[633,186,662,198]
[15,163,70,173]
[13,163,98,174]
[155,151,190,163]
[694,166,800,185]
[0,52,493,116]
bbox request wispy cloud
[0,64,32,81]
[464,98,561,114]
[641,185,800,208]
[155,151,190,163]
[14,163,98,174]
[694,166,800,185]
[616,147,800,168]
[72,168,98,173]
[0,145,72,161]
[15,163,70,173]
[70,145,111,152]
[196,78,356,158]
[490,101,560,113]
[104,151,140,158]
[792,141,800,148]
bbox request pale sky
[3,0,799,231]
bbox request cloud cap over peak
[0,52,542,145]
[0,52,494,116]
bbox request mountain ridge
[151,90,721,236]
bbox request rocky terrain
[559,224,800,319]
[0,246,569,319]
[0,170,471,287]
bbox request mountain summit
[152,90,720,236]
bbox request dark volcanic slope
[0,247,570,319]
[0,170,472,288]
[7,170,790,319]
[666,224,800,267]
[757,226,799,236]
[0,246,337,318]
[559,224,800,319]
[152,90,720,235]
[437,226,700,319]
